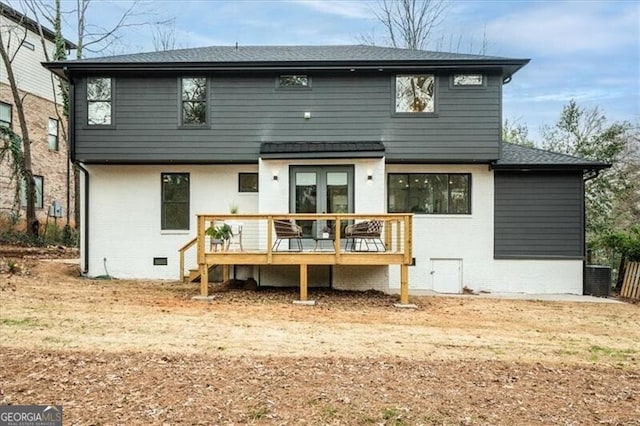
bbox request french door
[289,166,353,238]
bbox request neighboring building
[0,3,75,227]
[44,45,607,294]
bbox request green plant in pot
[206,223,233,248]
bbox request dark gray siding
[494,171,584,259]
[74,72,502,163]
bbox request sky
[14,0,640,144]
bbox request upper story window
[395,74,435,113]
[21,40,35,51]
[161,173,190,230]
[48,118,59,151]
[87,77,112,125]
[453,74,484,86]
[277,74,310,89]
[388,173,471,214]
[0,102,11,128]
[181,77,207,125]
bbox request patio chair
[344,220,385,252]
[272,219,303,251]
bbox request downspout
[582,169,601,263]
[75,162,89,275]
[66,74,90,275]
[582,169,601,293]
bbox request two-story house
[44,45,606,296]
[0,3,76,227]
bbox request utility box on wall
[584,265,611,297]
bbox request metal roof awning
[260,141,385,159]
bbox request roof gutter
[43,58,530,79]
[490,162,610,172]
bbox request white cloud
[288,0,374,19]
[485,1,639,56]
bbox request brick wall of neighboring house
[0,82,75,229]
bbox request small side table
[313,236,335,252]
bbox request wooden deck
[179,213,413,304]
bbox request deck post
[400,263,409,304]
[300,263,308,301]
[200,263,209,297]
[223,264,230,282]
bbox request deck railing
[182,213,413,303]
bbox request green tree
[502,119,535,147]
[541,100,636,246]
[0,127,26,209]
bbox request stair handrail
[178,236,198,281]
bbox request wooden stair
[184,264,219,283]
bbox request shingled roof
[43,44,529,79]
[0,3,76,49]
[68,45,512,63]
[493,143,609,171]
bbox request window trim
[238,173,259,193]
[0,102,12,128]
[21,40,35,51]
[48,117,59,151]
[450,73,486,89]
[161,173,191,230]
[86,77,114,127]
[179,76,209,127]
[387,173,471,215]
[276,74,312,90]
[392,74,438,116]
[20,175,44,210]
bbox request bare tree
[74,0,151,58]
[0,8,37,234]
[371,0,447,49]
[153,17,176,51]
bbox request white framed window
[21,40,35,51]
[48,118,59,151]
[20,175,44,209]
[0,102,12,128]
[394,74,435,113]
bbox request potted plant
[206,223,233,250]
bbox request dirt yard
[1,253,639,425]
